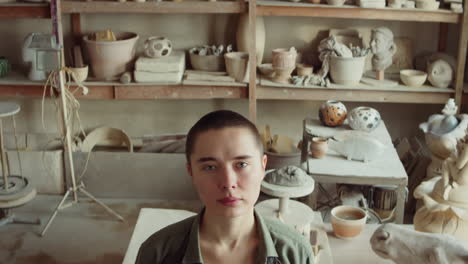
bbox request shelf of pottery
[0,0,467,111]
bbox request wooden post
[454,0,468,108]
[0,119,8,191]
[438,23,448,52]
[376,70,384,81]
[248,0,257,123]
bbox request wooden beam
[114,85,247,99]
[61,1,246,14]
[248,0,257,123]
[71,13,82,46]
[256,4,461,23]
[454,0,468,108]
[0,5,50,19]
[256,86,452,104]
[438,23,448,52]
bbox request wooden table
[300,118,408,224]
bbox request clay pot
[415,0,440,9]
[400,69,427,87]
[189,53,225,72]
[329,55,366,86]
[265,151,301,170]
[310,137,328,159]
[271,48,297,84]
[318,100,347,127]
[348,106,381,132]
[331,205,367,239]
[296,63,313,77]
[258,63,274,78]
[327,0,346,6]
[83,32,139,81]
[69,65,89,83]
[225,52,249,83]
[144,36,172,58]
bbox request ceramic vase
[271,48,297,84]
[318,100,347,127]
[83,32,139,81]
[348,106,381,132]
[225,52,249,83]
[236,14,265,65]
[310,137,328,159]
[329,55,366,86]
[0,57,9,78]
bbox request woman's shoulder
[136,215,197,263]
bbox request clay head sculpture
[370,27,397,71]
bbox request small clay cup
[296,63,314,77]
[310,137,328,159]
[331,205,367,239]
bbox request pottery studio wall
[0,14,457,197]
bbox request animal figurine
[328,135,386,162]
[370,223,468,264]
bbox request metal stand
[41,0,124,236]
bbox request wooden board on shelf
[61,1,246,14]
[0,3,50,18]
[256,0,461,23]
[114,84,248,99]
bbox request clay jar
[318,100,347,127]
[348,106,381,132]
[310,137,328,159]
[271,47,297,84]
[331,205,367,239]
[144,36,172,58]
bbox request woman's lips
[218,197,241,206]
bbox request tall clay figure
[370,27,397,72]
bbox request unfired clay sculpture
[419,99,468,179]
[413,137,468,242]
[428,59,453,89]
[371,223,468,264]
[328,135,386,162]
[264,166,308,187]
[370,27,397,79]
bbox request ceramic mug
[310,137,328,159]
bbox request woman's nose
[219,167,237,190]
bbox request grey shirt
[136,209,314,264]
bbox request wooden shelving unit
[0,3,50,18]
[61,1,246,14]
[256,0,462,23]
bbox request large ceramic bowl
[331,205,367,239]
[329,55,366,86]
[189,53,225,72]
[400,69,427,87]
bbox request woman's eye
[202,165,216,171]
[236,162,248,168]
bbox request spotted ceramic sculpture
[318,100,347,127]
[144,36,172,58]
[347,106,381,132]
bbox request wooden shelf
[257,0,462,23]
[257,76,454,103]
[61,1,246,14]
[0,3,50,18]
[0,72,247,99]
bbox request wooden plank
[61,1,246,14]
[454,0,468,108]
[0,84,113,99]
[0,5,50,18]
[257,86,452,103]
[72,85,114,99]
[438,23,448,52]
[256,2,461,23]
[114,85,247,99]
[248,0,257,123]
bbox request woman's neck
[199,209,257,249]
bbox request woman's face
[187,127,267,218]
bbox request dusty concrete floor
[0,195,202,264]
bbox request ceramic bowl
[225,52,249,83]
[329,55,366,86]
[189,53,225,72]
[265,150,301,170]
[400,69,427,87]
[327,0,346,6]
[415,0,439,10]
[331,205,367,239]
[69,65,89,83]
[296,63,314,77]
